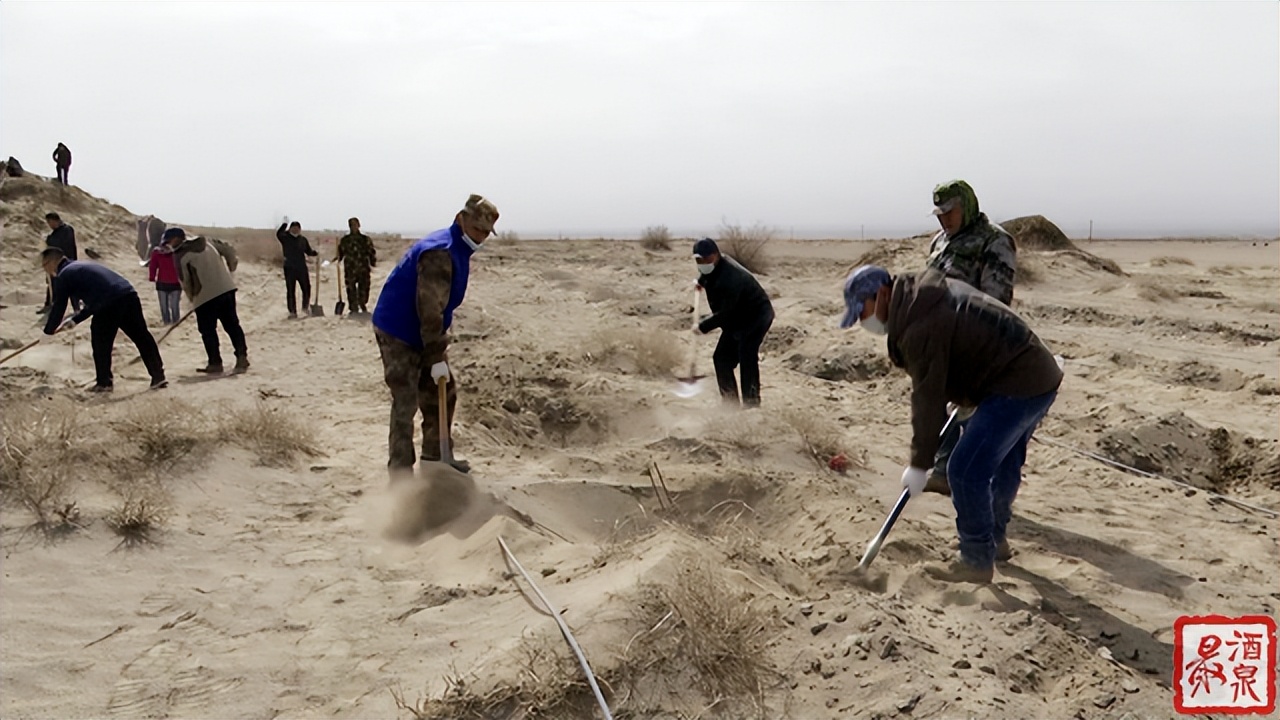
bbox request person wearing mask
[692,237,775,407]
[276,220,318,317]
[371,194,499,474]
[839,265,1060,582]
[41,247,166,392]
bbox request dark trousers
[949,390,1057,568]
[195,290,248,366]
[90,292,164,386]
[375,329,457,468]
[712,314,773,406]
[284,264,311,314]
[56,165,69,184]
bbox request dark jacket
[276,224,318,269]
[886,270,1062,470]
[46,223,78,261]
[53,144,71,168]
[696,256,774,334]
[43,260,135,334]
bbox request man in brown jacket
[840,265,1062,583]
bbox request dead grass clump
[492,230,520,246]
[113,398,211,466]
[588,328,687,377]
[104,481,169,548]
[704,413,771,455]
[718,222,774,274]
[640,224,672,251]
[222,402,320,466]
[1135,277,1178,302]
[1151,255,1194,267]
[779,408,848,467]
[622,555,779,711]
[1,400,85,532]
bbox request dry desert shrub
[1150,255,1194,267]
[704,413,772,455]
[640,224,672,251]
[779,407,848,467]
[222,402,320,466]
[588,327,686,377]
[113,397,211,466]
[104,479,170,548]
[1135,277,1178,302]
[718,222,774,274]
[492,230,521,246]
[1,400,85,532]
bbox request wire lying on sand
[1032,434,1278,518]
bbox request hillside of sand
[1,175,1278,719]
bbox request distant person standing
[52,143,71,185]
[276,220,318,318]
[41,247,167,392]
[372,194,499,474]
[921,180,1019,497]
[335,217,377,314]
[148,241,182,324]
[692,238,775,407]
[38,212,78,315]
[166,228,249,374]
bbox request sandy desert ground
[1,175,1277,719]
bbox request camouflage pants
[375,328,457,469]
[344,267,371,310]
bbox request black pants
[712,314,773,406]
[195,290,248,366]
[56,165,69,184]
[90,292,164,387]
[284,264,311,314]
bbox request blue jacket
[372,223,475,350]
[44,260,136,335]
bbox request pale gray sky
[3,2,1277,239]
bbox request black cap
[162,227,186,242]
[692,238,719,258]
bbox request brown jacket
[175,237,238,309]
[886,270,1062,469]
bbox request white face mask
[696,263,714,275]
[861,315,888,336]
[461,233,483,252]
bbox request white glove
[901,466,928,498]
[429,361,449,382]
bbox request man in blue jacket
[372,194,499,474]
[41,248,166,392]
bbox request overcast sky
[3,2,1277,239]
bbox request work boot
[924,472,952,496]
[923,558,994,584]
[288,312,298,319]
[197,364,224,375]
[996,538,1013,562]
[150,376,168,390]
[89,383,113,393]
[36,305,50,315]
[423,455,471,474]
[233,355,250,374]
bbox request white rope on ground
[496,535,614,720]
[1032,434,1278,518]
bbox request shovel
[334,262,346,316]
[0,338,41,366]
[856,407,960,572]
[310,257,325,317]
[673,285,708,396]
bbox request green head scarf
[932,179,980,231]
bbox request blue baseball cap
[840,265,891,329]
[162,227,186,242]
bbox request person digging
[371,194,499,475]
[40,247,167,392]
[840,265,1061,583]
[691,238,774,407]
[166,228,249,375]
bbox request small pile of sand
[1097,411,1277,491]
[1000,215,1076,251]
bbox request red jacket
[148,247,181,285]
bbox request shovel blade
[335,301,345,316]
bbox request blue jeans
[157,289,181,324]
[948,389,1057,568]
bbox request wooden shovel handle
[437,374,451,462]
[0,338,41,366]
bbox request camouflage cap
[930,179,980,227]
[462,194,500,233]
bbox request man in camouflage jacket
[335,217,377,313]
[923,179,1019,500]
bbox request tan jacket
[887,269,1062,469]
[175,237,237,308]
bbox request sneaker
[150,377,168,390]
[196,364,224,375]
[996,539,1013,562]
[233,356,250,374]
[924,472,952,496]
[89,384,113,393]
[288,312,298,319]
[923,559,994,584]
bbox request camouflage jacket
[925,214,1017,305]
[337,232,376,272]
